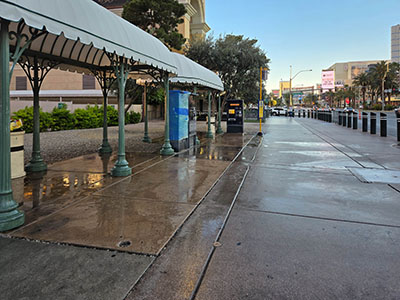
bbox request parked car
[271,107,287,116]
[343,107,354,112]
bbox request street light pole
[258,67,268,136]
[289,67,312,107]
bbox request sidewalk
[1,117,400,299]
[192,117,400,300]
[1,122,260,299]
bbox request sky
[205,0,400,92]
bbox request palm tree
[352,72,369,106]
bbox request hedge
[12,105,141,133]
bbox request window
[15,76,27,90]
[82,75,95,89]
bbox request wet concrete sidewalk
[192,117,400,300]
[0,124,260,299]
[2,117,400,299]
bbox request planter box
[10,131,25,179]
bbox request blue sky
[205,0,400,92]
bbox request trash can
[10,131,26,179]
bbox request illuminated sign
[321,70,334,90]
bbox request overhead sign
[322,70,335,90]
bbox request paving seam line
[123,134,261,300]
[188,135,263,300]
[388,184,400,194]
[252,163,354,176]
[296,119,381,169]
[240,208,400,229]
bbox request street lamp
[289,66,312,107]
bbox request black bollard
[380,112,387,137]
[347,111,352,128]
[362,112,368,132]
[343,112,347,127]
[338,111,342,125]
[308,110,310,118]
[370,112,376,134]
[298,110,301,118]
[328,111,332,123]
[353,111,358,130]
[303,110,306,118]
[396,109,400,142]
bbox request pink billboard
[321,70,334,90]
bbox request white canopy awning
[0,0,177,74]
[170,52,224,91]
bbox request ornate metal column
[206,90,213,138]
[142,83,151,143]
[216,93,223,134]
[0,20,24,231]
[160,73,174,156]
[92,69,115,154]
[20,56,58,172]
[107,55,131,176]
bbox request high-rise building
[391,24,400,64]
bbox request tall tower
[392,25,400,63]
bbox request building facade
[392,24,400,64]
[326,60,383,87]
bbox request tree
[122,0,186,50]
[186,34,270,105]
[352,72,369,106]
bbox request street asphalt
[1,117,400,299]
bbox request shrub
[12,106,53,133]
[51,106,76,131]
[107,105,119,126]
[126,111,141,124]
[74,105,102,129]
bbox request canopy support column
[21,56,57,172]
[160,73,174,156]
[206,91,213,138]
[142,83,151,143]
[0,20,24,231]
[93,69,115,154]
[110,58,131,176]
[216,93,223,134]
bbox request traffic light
[392,87,399,94]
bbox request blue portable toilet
[169,90,190,151]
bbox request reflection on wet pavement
[9,132,253,254]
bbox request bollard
[328,111,332,123]
[303,110,306,118]
[307,110,310,118]
[347,112,352,128]
[380,112,387,137]
[396,109,400,142]
[370,112,376,134]
[343,112,347,127]
[362,112,368,132]
[338,111,342,125]
[353,111,357,129]
[298,110,301,118]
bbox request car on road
[271,107,287,116]
[343,107,354,112]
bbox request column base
[216,127,224,134]
[205,131,214,139]
[98,142,112,154]
[160,142,175,156]
[257,132,264,136]
[25,159,47,173]
[0,208,24,232]
[111,159,131,177]
[142,135,152,143]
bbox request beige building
[10,0,210,112]
[326,60,383,87]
